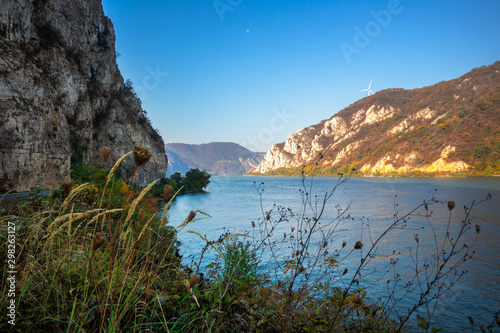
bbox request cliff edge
[0,0,168,191]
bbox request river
[164,176,500,331]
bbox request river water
[164,176,500,331]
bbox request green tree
[184,168,211,192]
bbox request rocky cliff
[0,0,168,191]
[165,142,264,176]
[254,62,500,175]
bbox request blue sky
[101,0,500,152]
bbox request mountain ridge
[253,62,500,176]
[165,142,264,176]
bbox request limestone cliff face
[0,0,168,191]
[254,62,500,175]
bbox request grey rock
[0,0,168,191]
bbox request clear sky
[101,0,500,152]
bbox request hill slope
[254,62,500,176]
[0,0,168,190]
[165,142,264,175]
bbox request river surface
[164,176,500,331]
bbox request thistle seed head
[448,201,456,211]
[62,179,73,197]
[475,224,480,233]
[143,288,155,300]
[92,232,106,251]
[102,146,111,163]
[414,234,419,243]
[251,221,255,228]
[163,185,173,200]
[354,241,363,250]
[189,274,202,289]
[186,211,196,223]
[133,145,152,167]
[342,241,347,248]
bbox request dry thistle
[14,264,24,280]
[138,209,145,221]
[62,179,73,197]
[189,274,202,289]
[475,224,481,233]
[414,234,419,244]
[133,144,152,167]
[343,267,348,276]
[186,211,196,223]
[102,146,111,163]
[468,316,474,325]
[251,221,255,228]
[92,232,106,251]
[342,241,347,248]
[354,241,363,250]
[143,288,155,300]
[448,201,456,211]
[163,185,173,199]
[266,212,271,221]
[322,241,328,248]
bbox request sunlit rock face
[0,0,168,190]
[255,105,403,173]
[253,60,500,175]
[254,102,474,175]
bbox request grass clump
[0,151,181,332]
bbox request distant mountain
[254,61,500,176]
[165,142,265,176]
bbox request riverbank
[249,166,500,177]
